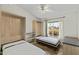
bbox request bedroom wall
[43,11,79,40]
[63,11,78,39]
[77,11,79,39]
[43,20,46,36]
[0,4,39,41]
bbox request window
[47,21,62,38]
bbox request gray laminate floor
[64,37,79,47]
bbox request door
[32,20,43,36]
[0,12,25,44]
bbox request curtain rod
[44,16,65,21]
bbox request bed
[36,36,60,47]
[2,40,46,55]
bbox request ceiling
[18,4,79,20]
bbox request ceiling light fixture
[40,4,54,20]
[40,4,48,11]
[40,4,48,19]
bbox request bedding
[3,40,46,55]
[36,36,60,47]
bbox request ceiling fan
[39,4,53,19]
[40,4,52,12]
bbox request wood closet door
[36,22,43,36]
[32,20,43,36]
[1,12,24,44]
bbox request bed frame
[1,39,25,55]
[36,39,61,48]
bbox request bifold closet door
[32,20,43,36]
[36,22,43,36]
[1,12,24,44]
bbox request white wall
[43,20,46,36]
[77,11,79,39]
[0,4,39,41]
[63,11,78,38]
[43,11,79,40]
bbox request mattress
[36,36,60,45]
[3,40,46,55]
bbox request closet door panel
[32,20,43,36]
[1,12,23,44]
